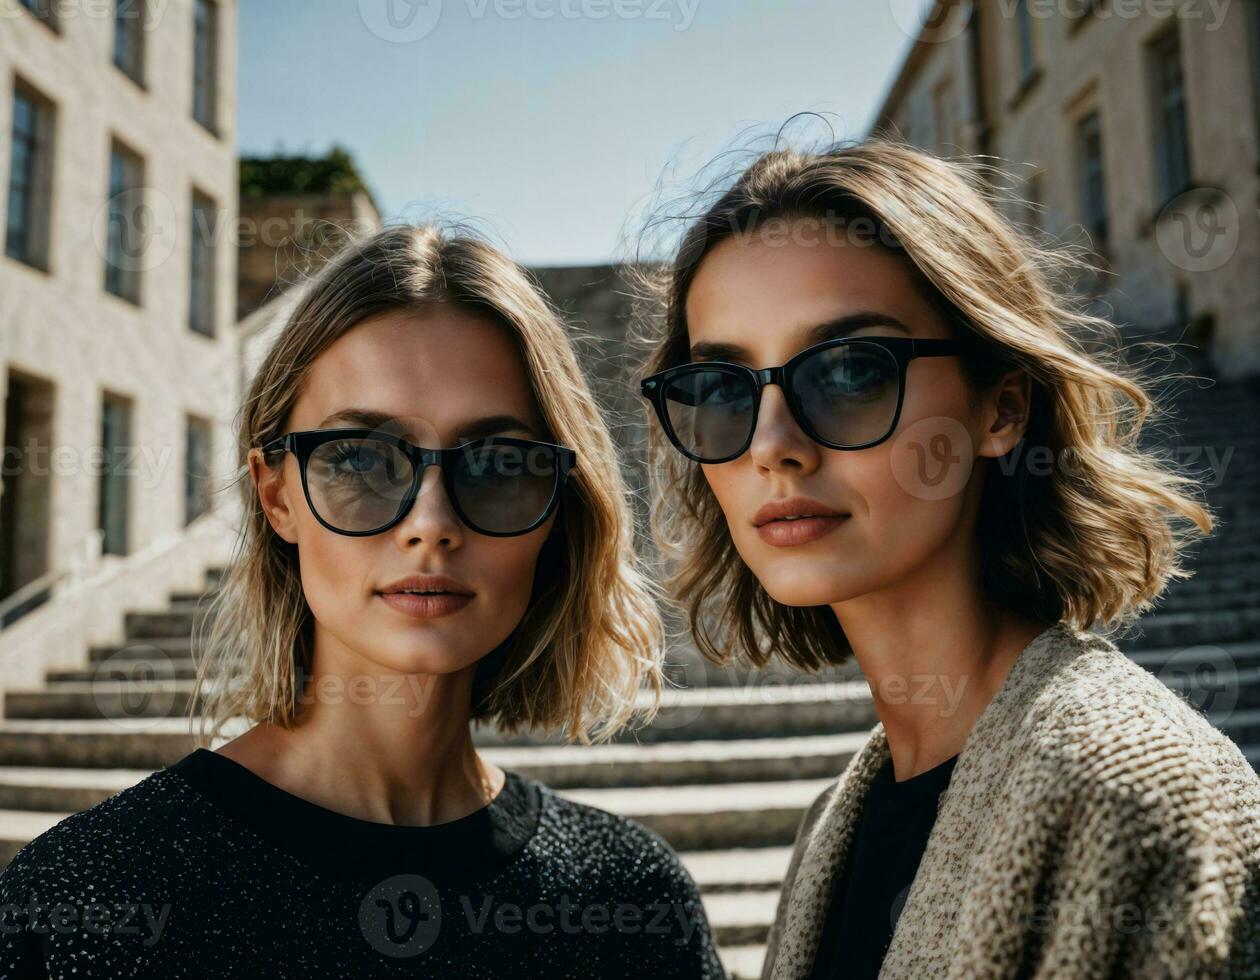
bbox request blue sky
[238,1,923,266]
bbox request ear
[247,447,301,545]
[977,368,1032,460]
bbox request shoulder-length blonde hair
[194,223,664,745]
[635,138,1214,672]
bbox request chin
[360,637,484,678]
[752,564,857,608]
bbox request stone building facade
[0,0,239,684]
[872,0,1260,378]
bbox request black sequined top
[0,748,725,979]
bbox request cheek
[479,536,547,622]
[882,375,978,512]
[292,518,376,622]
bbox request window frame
[188,188,217,336]
[1075,107,1110,254]
[18,0,59,32]
[98,391,133,557]
[1147,24,1192,208]
[103,137,146,305]
[184,414,213,525]
[192,0,220,135]
[112,0,148,88]
[5,78,56,272]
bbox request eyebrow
[688,310,912,362]
[317,408,539,441]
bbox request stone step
[58,654,857,691]
[1165,556,1260,583]
[0,767,821,870]
[123,610,206,640]
[1158,583,1260,613]
[0,734,863,811]
[48,659,208,683]
[0,808,67,867]
[169,591,220,606]
[699,888,779,948]
[718,944,767,980]
[1214,707,1260,746]
[54,632,1260,691]
[1127,640,1260,670]
[0,766,152,812]
[89,639,197,663]
[1,683,882,742]
[563,778,832,851]
[0,719,213,769]
[681,847,793,894]
[1117,608,1260,649]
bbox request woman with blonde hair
[0,223,723,978]
[636,138,1260,978]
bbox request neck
[227,626,505,827]
[831,534,1047,782]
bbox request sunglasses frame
[641,335,967,463]
[260,427,577,538]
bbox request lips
[752,496,848,528]
[376,573,475,597]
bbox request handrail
[0,529,103,629]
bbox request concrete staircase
[0,377,1256,979]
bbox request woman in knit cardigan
[634,137,1260,978]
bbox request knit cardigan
[761,619,1260,980]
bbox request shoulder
[525,777,701,896]
[512,776,725,977]
[0,765,216,900]
[1015,624,1260,885]
[1030,623,1257,795]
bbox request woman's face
[685,221,1018,609]
[250,306,556,679]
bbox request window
[1076,110,1109,249]
[908,91,934,151]
[99,392,132,557]
[1149,27,1191,204]
[113,0,146,85]
[18,0,57,28]
[5,81,55,270]
[1069,0,1104,32]
[1024,172,1045,232]
[104,140,145,303]
[1016,0,1037,84]
[184,415,213,525]
[189,190,217,335]
[193,0,219,132]
[1251,1,1260,146]
[933,78,956,153]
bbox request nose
[391,464,465,549]
[746,383,821,475]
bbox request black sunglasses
[641,335,966,463]
[260,428,576,537]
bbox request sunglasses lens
[662,369,756,461]
[452,441,560,534]
[793,342,901,447]
[307,437,414,533]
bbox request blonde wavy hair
[194,223,664,745]
[634,137,1215,672]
